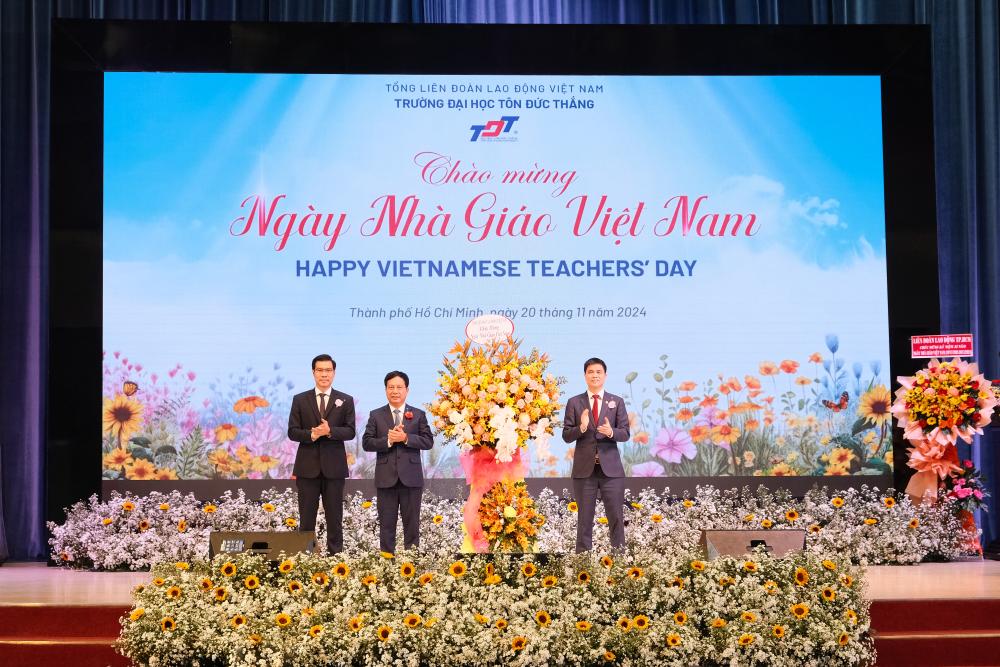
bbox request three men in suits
[287,354,356,555]
[562,357,631,553]
[362,371,434,553]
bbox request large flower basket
[428,337,562,552]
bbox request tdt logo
[469,115,519,142]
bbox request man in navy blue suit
[287,354,355,554]
[561,357,630,552]
[362,370,434,553]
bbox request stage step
[0,605,130,667]
[871,599,1000,666]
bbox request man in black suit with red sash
[287,354,355,554]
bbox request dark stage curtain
[1,0,997,560]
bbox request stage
[1,560,999,666]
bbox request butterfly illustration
[122,380,139,397]
[821,391,849,412]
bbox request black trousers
[377,480,423,553]
[296,476,345,554]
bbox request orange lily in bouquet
[891,358,997,505]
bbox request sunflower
[520,562,537,577]
[764,580,779,595]
[567,501,578,512]
[361,575,377,586]
[312,572,329,586]
[348,616,363,632]
[377,625,392,641]
[626,567,644,579]
[176,519,187,533]
[666,632,682,647]
[275,613,292,628]
[603,651,616,662]
[808,523,822,534]
[230,614,247,629]
[103,394,144,443]
[248,634,262,645]
[160,617,176,632]
[711,617,727,628]
[174,562,189,571]
[718,576,735,587]
[743,513,756,522]
[673,611,688,625]
[213,587,228,602]
[103,446,133,470]
[864,518,878,526]
[845,609,858,624]
[152,577,165,587]
[418,572,435,586]
[136,519,150,532]
[822,587,837,602]
[738,633,755,646]
[279,559,295,573]
[841,574,854,587]
[838,632,850,646]
[333,562,350,578]
[633,614,649,630]
[121,500,136,512]
[883,497,897,508]
[101,518,113,526]
[600,555,614,568]
[473,612,489,625]
[575,620,592,632]
[449,561,468,578]
[743,561,758,572]
[683,499,695,508]
[124,458,156,480]
[165,586,181,600]
[794,567,810,586]
[772,625,785,638]
[577,570,591,584]
[790,603,810,619]
[741,611,757,622]
[651,513,663,523]
[399,562,415,578]
[616,617,631,632]
[129,608,145,621]
[760,519,774,529]
[831,496,845,508]
[234,395,269,414]
[691,560,706,571]
[785,509,799,522]
[542,575,558,588]
[308,624,323,637]
[511,636,528,651]
[288,580,302,594]
[285,517,298,528]
[535,610,551,627]
[908,518,920,529]
[301,607,315,617]
[495,618,508,630]
[858,385,892,426]
[244,575,260,590]
[404,614,422,628]
[432,514,444,524]
[262,503,276,513]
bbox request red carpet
[871,599,1000,666]
[0,605,130,667]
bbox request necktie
[393,408,402,426]
[319,393,327,418]
[591,394,599,429]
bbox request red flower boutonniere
[404,411,414,420]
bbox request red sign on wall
[910,334,974,358]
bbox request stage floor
[0,560,998,605]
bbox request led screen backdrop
[103,73,891,481]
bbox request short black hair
[384,370,409,387]
[312,354,336,370]
[583,357,607,373]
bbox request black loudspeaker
[699,529,806,558]
[209,531,317,559]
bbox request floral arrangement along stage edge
[118,549,872,667]
[48,484,976,571]
[427,337,564,552]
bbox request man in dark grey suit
[287,354,356,555]
[362,370,434,553]
[561,357,631,553]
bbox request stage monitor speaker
[209,531,316,559]
[699,529,805,559]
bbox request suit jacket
[561,391,630,478]
[361,404,434,488]
[288,388,356,479]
